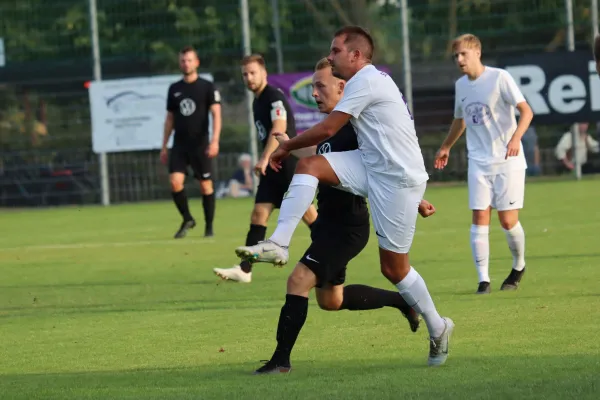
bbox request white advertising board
[89,73,213,153]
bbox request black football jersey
[315,123,369,226]
[252,84,296,148]
[167,77,220,147]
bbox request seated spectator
[554,122,600,174]
[228,153,253,198]
[521,125,540,176]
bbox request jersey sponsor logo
[214,90,221,102]
[270,100,287,121]
[464,102,492,126]
[317,142,331,154]
[179,98,196,116]
[255,120,267,140]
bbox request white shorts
[468,168,526,211]
[321,150,426,254]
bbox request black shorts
[299,218,370,288]
[254,158,297,208]
[168,146,213,181]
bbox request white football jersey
[333,65,429,188]
[454,66,527,175]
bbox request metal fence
[0,0,599,208]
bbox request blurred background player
[212,54,317,282]
[255,57,432,375]
[160,46,222,239]
[434,34,534,294]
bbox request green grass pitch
[1,178,599,399]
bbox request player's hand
[159,148,168,165]
[434,147,450,169]
[563,159,575,170]
[269,146,291,172]
[418,199,436,218]
[206,142,219,158]
[254,157,269,176]
[505,137,520,159]
[273,132,290,144]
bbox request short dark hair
[179,46,198,56]
[333,25,374,60]
[241,54,266,68]
[594,35,600,62]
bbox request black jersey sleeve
[207,81,221,106]
[166,84,177,113]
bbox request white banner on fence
[89,73,213,153]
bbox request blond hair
[314,57,332,72]
[452,34,482,52]
[241,54,266,68]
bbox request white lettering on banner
[506,62,600,116]
[506,65,549,114]
[89,73,213,153]
[588,61,600,110]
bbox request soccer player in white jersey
[235,25,454,367]
[434,34,534,294]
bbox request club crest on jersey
[464,102,492,125]
[179,98,196,116]
[317,142,331,154]
[255,121,267,140]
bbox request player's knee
[250,207,269,225]
[498,213,518,230]
[199,180,213,195]
[295,156,320,176]
[317,297,342,311]
[170,175,184,192]
[286,271,312,296]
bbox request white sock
[504,221,526,271]
[470,225,490,283]
[396,267,445,338]
[269,174,318,247]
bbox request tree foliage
[0,0,597,150]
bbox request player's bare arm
[255,118,287,176]
[160,111,174,165]
[207,103,222,158]
[505,101,533,159]
[434,118,466,169]
[270,111,351,171]
[273,132,317,158]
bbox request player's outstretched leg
[332,284,420,332]
[236,156,337,265]
[236,174,318,265]
[499,210,526,291]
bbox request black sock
[271,294,308,366]
[340,284,411,313]
[172,190,193,221]
[240,224,267,273]
[202,193,215,228]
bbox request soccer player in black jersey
[213,54,317,282]
[253,58,436,375]
[160,46,222,239]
